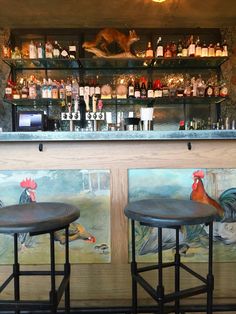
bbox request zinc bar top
[0,130,236,142]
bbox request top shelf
[2,57,228,70]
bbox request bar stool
[124,198,217,314]
[0,202,80,313]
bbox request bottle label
[156,46,163,57]
[53,49,60,57]
[208,47,215,57]
[188,44,195,56]
[220,86,228,97]
[128,86,134,96]
[90,86,95,97]
[206,87,213,96]
[147,90,154,98]
[201,48,208,57]
[5,87,12,95]
[154,90,163,98]
[69,46,76,52]
[182,48,188,57]
[61,50,68,57]
[84,86,90,95]
[37,47,43,58]
[134,90,140,98]
[215,49,222,57]
[195,47,202,56]
[95,86,101,95]
[145,50,154,58]
[42,88,48,98]
[79,87,84,96]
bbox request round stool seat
[0,202,80,234]
[124,198,217,227]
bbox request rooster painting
[191,170,236,244]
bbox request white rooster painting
[129,168,236,263]
[0,169,110,264]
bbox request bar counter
[0,130,236,308]
[0,129,236,142]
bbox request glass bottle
[28,76,37,99]
[205,82,214,97]
[170,41,177,57]
[21,79,29,99]
[47,78,53,98]
[95,77,101,97]
[195,37,202,57]
[215,43,222,57]
[188,36,195,57]
[147,80,154,98]
[61,46,69,59]
[65,78,72,103]
[2,42,11,58]
[182,41,188,57]
[201,42,208,57]
[41,78,48,98]
[79,79,84,97]
[164,44,172,58]
[29,40,37,59]
[208,43,215,57]
[220,83,228,97]
[52,80,59,99]
[59,80,66,100]
[128,80,135,98]
[145,41,154,58]
[37,42,44,59]
[140,81,147,98]
[134,81,141,98]
[156,37,163,58]
[154,80,163,98]
[179,120,185,130]
[72,78,79,99]
[45,41,53,58]
[53,41,61,58]
[5,80,13,99]
[89,79,95,97]
[177,39,183,57]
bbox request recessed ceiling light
[152,0,166,2]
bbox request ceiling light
[152,0,166,2]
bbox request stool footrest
[180,263,207,284]
[137,261,175,273]
[0,300,52,311]
[19,270,65,276]
[164,285,208,303]
[135,274,159,302]
[0,274,14,293]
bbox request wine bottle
[41,78,48,98]
[29,40,37,59]
[188,36,195,57]
[215,43,222,57]
[128,80,135,98]
[53,41,61,58]
[155,37,163,57]
[195,37,202,57]
[134,81,141,98]
[147,80,154,98]
[177,39,183,57]
[140,82,147,98]
[145,41,154,58]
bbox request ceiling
[0,0,235,29]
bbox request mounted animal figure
[82,28,139,56]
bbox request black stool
[0,202,80,313]
[124,198,217,314]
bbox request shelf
[2,57,228,70]
[2,58,81,70]
[4,98,65,106]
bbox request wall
[0,28,11,131]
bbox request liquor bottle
[155,37,163,58]
[177,39,183,57]
[205,83,214,97]
[154,79,163,98]
[220,83,228,97]
[128,80,135,98]
[147,80,154,98]
[164,44,172,58]
[58,80,65,100]
[201,42,208,57]
[69,43,77,59]
[215,43,222,57]
[5,80,13,99]
[208,43,215,57]
[179,120,185,130]
[145,41,154,58]
[52,41,61,58]
[182,41,188,57]
[52,80,59,99]
[61,47,69,58]
[12,47,22,59]
[222,40,228,57]
[189,121,194,130]
[188,36,195,57]
[195,37,202,57]
[45,41,53,58]
[140,81,147,98]
[12,83,20,100]
[37,42,44,59]
[2,41,11,58]
[134,81,141,98]
[21,79,29,99]
[29,40,37,59]
[28,76,37,99]
[207,117,212,130]
[170,41,177,57]
[41,78,48,98]
[47,78,53,98]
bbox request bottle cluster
[4,76,101,100]
[2,40,77,59]
[179,117,235,131]
[145,35,228,58]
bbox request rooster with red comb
[191,170,236,244]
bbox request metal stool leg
[131,220,138,314]
[50,231,57,314]
[157,227,164,314]
[207,222,214,314]
[175,227,181,314]
[64,226,71,314]
[13,233,20,314]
